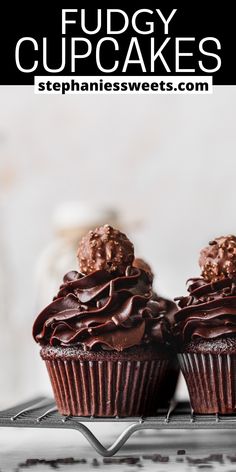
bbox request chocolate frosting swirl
[174,276,236,344]
[33,267,172,351]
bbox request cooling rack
[1,397,236,457]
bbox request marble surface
[1,426,236,471]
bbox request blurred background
[0,86,235,407]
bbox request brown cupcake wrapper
[178,352,236,414]
[43,357,168,417]
[158,358,180,405]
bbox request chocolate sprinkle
[197,466,213,470]
[186,454,223,465]
[17,457,87,469]
[103,457,140,465]
[142,454,169,462]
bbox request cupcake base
[178,346,236,414]
[41,344,169,417]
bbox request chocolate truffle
[77,224,134,275]
[199,235,236,282]
[133,258,153,280]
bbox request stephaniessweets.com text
[34,76,212,94]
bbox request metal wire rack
[1,397,236,457]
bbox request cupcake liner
[44,356,168,417]
[178,352,236,414]
[159,358,180,406]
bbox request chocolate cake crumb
[103,457,140,465]
[187,454,224,465]
[207,454,223,463]
[187,457,209,465]
[18,457,87,469]
[142,454,169,463]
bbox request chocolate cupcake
[33,225,173,417]
[174,235,236,414]
[133,258,179,405]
